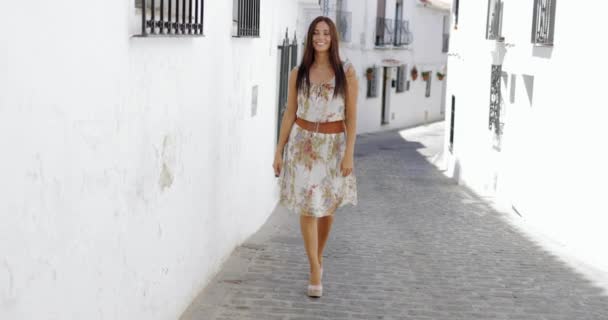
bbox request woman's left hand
[340,155,354,177]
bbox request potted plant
[421,71,431,81]
[410,66,418,81]
[366,67,374,81]
[436,71,445,80]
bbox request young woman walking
[272,16,358,298]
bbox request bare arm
[276,68,299,155]
[344,65,358,159]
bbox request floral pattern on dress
[279,61,358,218]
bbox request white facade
[443,1,608,273]
[0,1,304,319]
[299,0,450,134]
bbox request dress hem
[280,199,358,218]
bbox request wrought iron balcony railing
[376,18,412,47]
[394,19,413,46]
[375,17,394,46]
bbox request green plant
[421,71,431,81]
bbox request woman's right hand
[273,151,283,177]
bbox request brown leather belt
[295,117,345,134]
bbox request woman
[272,16,358,298]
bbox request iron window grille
[453,0,460,29]
[276,30,298,142]
[442,15,449,52]
[366,67,379,98]
[396,65,406,93]
[335,0,352,42]
[531,0,556,45]
[136,0,204,36]
[394,20,413,46]
[375,17,394,46]
[336,10,352,42]
[425,73,431,97]
[486,0,503,40]
[233,0,260,37]
[449,95,455,153]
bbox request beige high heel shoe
[307,284,323,297]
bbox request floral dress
[279,62,358,217]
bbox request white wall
[0,1,298,319]
[443,0,608,272]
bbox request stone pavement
[180,122,608,320]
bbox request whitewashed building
[443,0,608,273]
[299,0,451,134]
[0,1,310,319]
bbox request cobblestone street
[181,122,608,320]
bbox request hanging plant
[421,71,431,81]
[366,67,374,81]
[436,71,445,80]
[410,66,418,81]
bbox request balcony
[375,17,412,47]
[394,20,413,46]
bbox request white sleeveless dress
[279,62,358,217]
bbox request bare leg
[300,215,321,285]
[317,213,335,268]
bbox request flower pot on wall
[436,72,445,80]
[421,71,430,81]
[366,67,374,81]
[410,66,418,81]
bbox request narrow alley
[181,122,608,320]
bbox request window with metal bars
[135,0,204,36]
[396,65,406,93]
[453,0,459,30]
[486,0,503,40]
[531,0,556,45]
[425,73,431,98]
[232,0,260,37]
[366,67,379,98]
[442,15,450,52]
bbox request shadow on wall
[532,45,553,59]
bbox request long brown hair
[297,16,347,99]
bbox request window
[396,65,406,93]
[442,15,449,52]
[453,0,460,30]
[531,0,556,45]
[366,67,379,98]
[135,0,204,36]
[232,0,260,37]
[449,95,456,153]
[336,0,352,42]
[486,0,503,40]
[425,72,431,98]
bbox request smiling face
[312,21,331,53]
